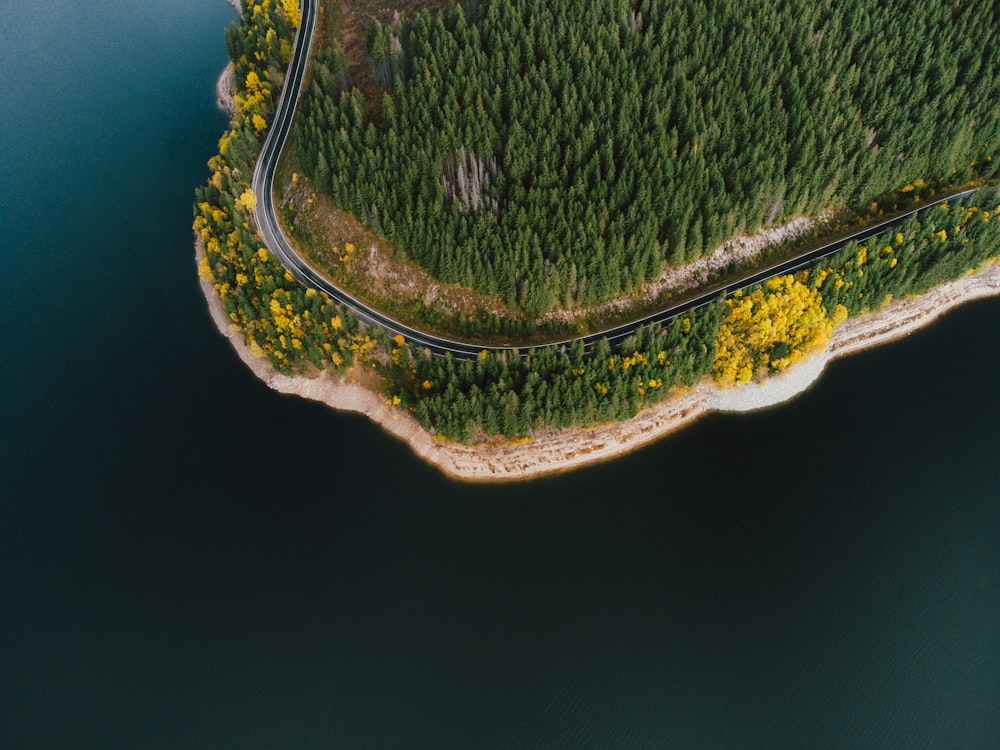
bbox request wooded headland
[195,0,1000,476]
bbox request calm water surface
[1,1,997,747]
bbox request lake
[0,1,997,746]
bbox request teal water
[1,1,997,746]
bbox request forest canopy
[296,0,1000,316]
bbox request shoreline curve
[196,239,1000,482]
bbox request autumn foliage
[812,195,1000,318]
[196,0,379,374]
[714,276,834,386]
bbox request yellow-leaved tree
[714,275,833,386]
[281,0,301,29]
[236,189,257,212]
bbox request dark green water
[1,2,997,747]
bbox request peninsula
[197,0,1000,480]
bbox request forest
[407,188,1000,439]
[296,0,1000,315]
[196,1,1000,445]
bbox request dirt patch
[328,0,447,116]
[216,64,235,114]
[277,169,522,325]
[540,214,831,326]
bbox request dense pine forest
[296,0,1000,315]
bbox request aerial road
[252,0,977,359]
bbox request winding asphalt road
[252,0,977,359]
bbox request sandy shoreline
[197,239,1000,480]
[215,0,241,114]
[216,65,235,114]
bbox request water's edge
[197,236,1000,481]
